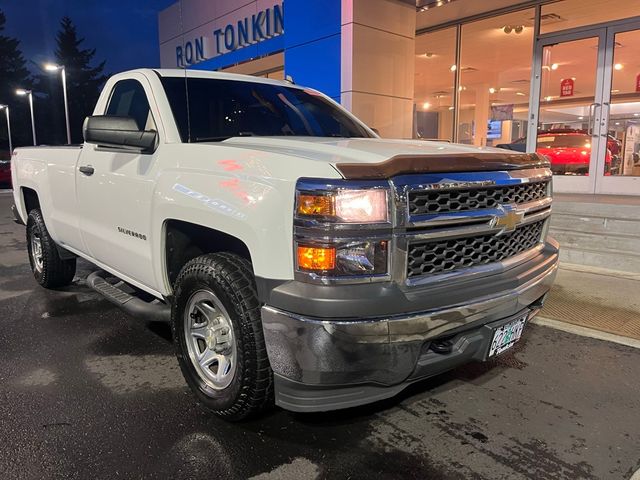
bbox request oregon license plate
[488,316,527,358]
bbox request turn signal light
[296,194,335,217]
[297,245,336,271]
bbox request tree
[44,16,108,143]
[0,8,32,151]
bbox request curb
[531,316,640,350]
[559,262,640,282]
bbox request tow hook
[430,338,454,354]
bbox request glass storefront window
[414,27,456,141]
[457,9,534,148]
[541,0,640,35]
[606,29,640,177]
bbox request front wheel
[171,253,273,421]
[26,209,76,288]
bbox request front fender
[150,145,341,294]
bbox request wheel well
[22,187,40,214]
[165,220,252,289]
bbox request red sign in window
[560,78,574,97]
[636,73,640,93]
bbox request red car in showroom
[499,129,618,175]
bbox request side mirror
[83,115,157,153]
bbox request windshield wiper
[192,132,256,143]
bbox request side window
[106,79,156,131]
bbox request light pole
[0,105,11,154]
[16,89,36,146]
[44,63,71,144]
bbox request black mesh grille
[407,220,545,278]
[408,181,548,215]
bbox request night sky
[1,0,177,75]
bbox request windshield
[161,77,373,142]
[537,134,591,149]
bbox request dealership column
[284,0,342,102]
[341,0,416,138]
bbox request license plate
[488,316,527,358]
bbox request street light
[44,63,71,144]
[16,89,36,146]
[0,105,12,154]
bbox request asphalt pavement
[1,190,639,480]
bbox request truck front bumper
[261,241,559,412]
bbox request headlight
[294,179,391,283]
[296,240,388,276]
[296,189,388,223]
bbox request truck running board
[86,271,171,323]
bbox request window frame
[105,78,158,133]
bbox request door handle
[587,102,600,137]
[78,165,95,176]
[600,102,610,137]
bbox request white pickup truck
[11,69,558,420]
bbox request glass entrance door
[529,21,640,195]
[597,25,640,194]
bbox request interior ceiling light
[417,0,458,11]
[551,63,559,70]
[516,92,526,96]
[614,63,623,70]
[422,102,431,109]
[450,64,457,71]
[503,25,525,34]
[489,87,497,94]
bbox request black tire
[172,253,273,421]
[26,209,76,288]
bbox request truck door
[75,75,161,291]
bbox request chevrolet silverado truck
[11,69,558,420]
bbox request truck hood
[220,137,548,179]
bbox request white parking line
[532,316,640,350]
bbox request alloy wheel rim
[183,289,237,390]
[31,233,44,273]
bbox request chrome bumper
[261,242,558,412]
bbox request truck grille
[408,181,548,215]
[406,220,545,277]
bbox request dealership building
[159,0,640,271]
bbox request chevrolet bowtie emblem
[493,207,525,233]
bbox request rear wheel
[172,253,273,421]
[26,209,76,288]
